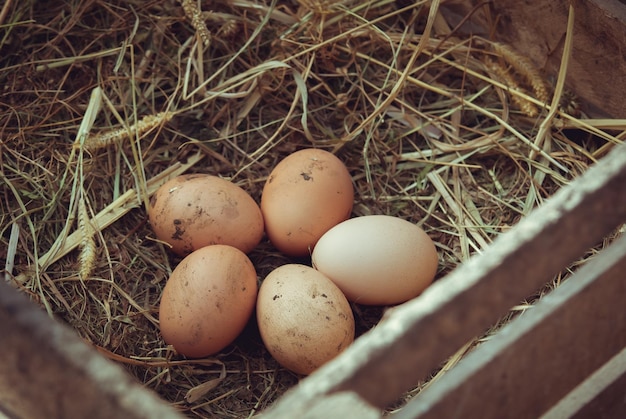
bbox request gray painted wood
[392,232,626,418]
[544,347,626,419]
[0,279,184,419]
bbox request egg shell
[312,215,438,306]
[256,264,355,375]
[261,149,353,257]
[159,245,258,358]
[148,174,264,256]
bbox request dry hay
[1,0,624,417]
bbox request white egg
[312,215,438,305]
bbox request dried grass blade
[185,361,227,403]
[343,0,441,143]
[531,3,575,159]
[231,0,297,25]
[292,66,314,143]
[353,50,569,173]
[34,87,102,281]
[12,152,205,285]
[4,222,19,282]
[419,338,475,393]
[183,0,278,100]
[75,88,103,146]
[34,48,123,71]
[0,0,14,27]
[523,4,575,213]
[427,171,490,254]
[232,64,310,176]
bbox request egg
[256,264,355,375]
[261,148,353,257]
[312,215,438,305]
[158,244,258,358]
[148,174,263,256]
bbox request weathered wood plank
[298,392,381,419]
[0,280,184,419]
[543,347,626,419]
[392,231,626,418]
[259,141,626,417]
[441,0,626,118]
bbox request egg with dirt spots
[256,264,355,375]
[148,174,264,256]
[158,244,258,358]
[261,148,354,257]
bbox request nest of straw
[1,0,623,416]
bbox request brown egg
[159,245,258,358]
[261,149,353,257]
[312,215,439,305]
[256,264,355,375]
[148,174,263,256]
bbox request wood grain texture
[392,232,626,418]
[0,280,184,419]
[545,347,626,419]
[441,0,626,118]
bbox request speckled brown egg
[159,244,258,358]
[256,264,355,375]
[148,174,264,256]
[261,149,353,257]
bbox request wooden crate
[2,1,626,418]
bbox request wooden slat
[392,232,626,418]
[543,347,626,419]
[297,392,381,419]
[0,279,184,419]
[259,142,626,417]
[441,0,626,118]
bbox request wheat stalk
[484,57,539,117]
[180,0,211,47]
[82,111,174,151]
[491,42,550,104]
[77,196,96,281]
